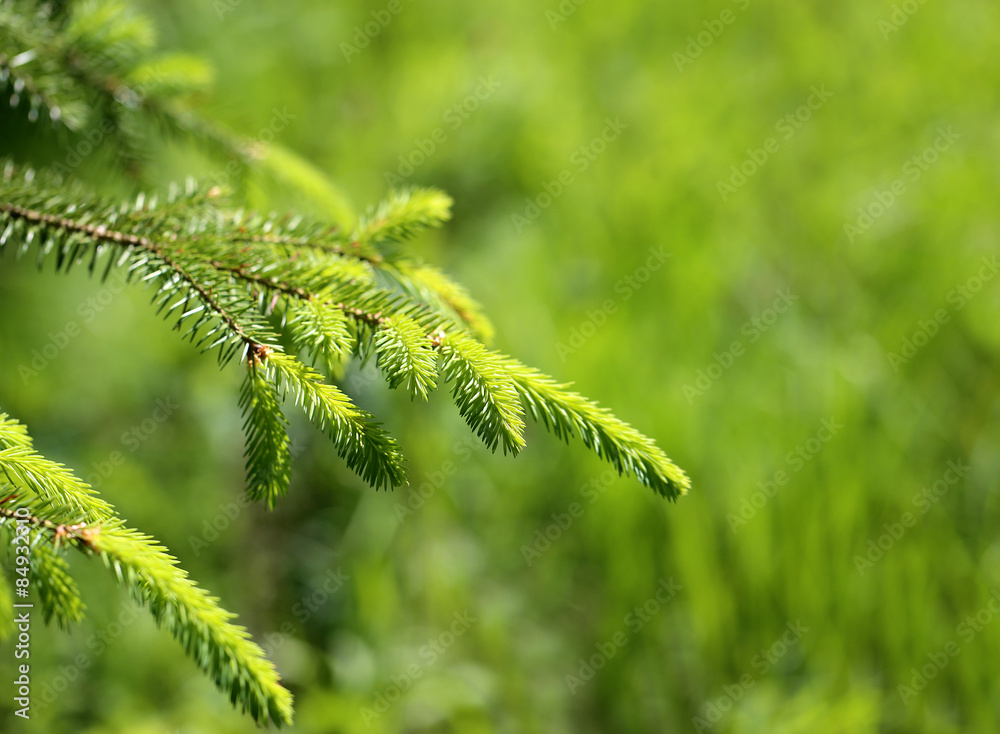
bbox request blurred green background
[2,0,1000,731]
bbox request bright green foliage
[0,0,689,727]
[91,524,294,726]
[0,414,294,726]
[502,359,691,499]
[286,299,353,376]
[239,363,293,509]
[0,166,688,499]
[439,332,527,455]
[357,186,453,246]
[0,418,115,518]
[375,315,439,400]
[28,539,86,628]
[266,351,408,491]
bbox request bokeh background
[2,0,1000,731]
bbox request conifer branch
[0,505,91,628]
[90,524,294,726]
[0,414,294,727]
[265,352,407,490]
[375,316,439,400]
[239,362,293,509]
[356,187,453,246]
[0,498,99,552]
[0,2,692,721]
[0,437,116,519]
[285,299,353,376]
[501,359,689,499]
[439,333,526,455]
[0,168,688,501]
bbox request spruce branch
[90,524,294,726]
[285,298,353,375]
[265,351,407,491]
[0,414,294,727]
[0,176,281,365]
[375,315,439,400]
[0,495,100,553]
[356,186,453,246]
[0,436,116,520]
[0,498,90,629]
[439,332,526,455]
[501,359,689,499]
[0,1,693,727]
[0,165,688,501]
[239,362,293,509]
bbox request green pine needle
[375,315,439,400]
[239,362,293,509]
[0,415,294,727]
[91,524,294,727]
[439,332,526,455]
[357,186,453,246]
[29,539,87,628]
[266,351,407,490]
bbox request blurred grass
[1,0,999,731]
